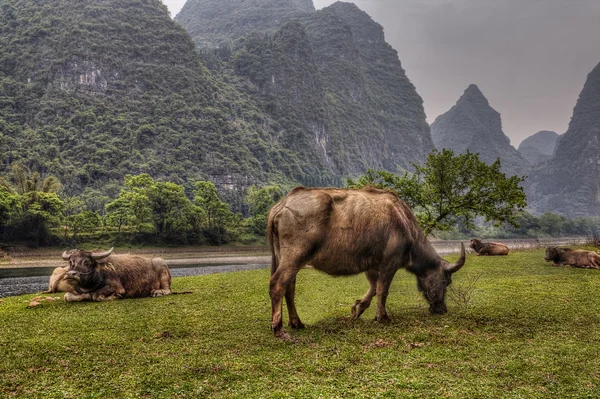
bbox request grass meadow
[1,248,600,398]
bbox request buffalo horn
[91,247,114,260]
[443,242,466,273]
[61,250,71,260]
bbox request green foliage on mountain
[0,0,327,201]
[176,0,314,48]
[178,0,434,179]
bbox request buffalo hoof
[288,319,305,329]
[429,306,448,315]
[152,289,171,297]
[352,300,368,319]
[375,314,391,322]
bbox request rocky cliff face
[527,62,600,217]
[518,130,559,165]
[178,0,434,178]
[430,84,530,177]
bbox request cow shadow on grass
[284,305,573,344]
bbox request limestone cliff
[527,62,600,217]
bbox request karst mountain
[430,84,530,177]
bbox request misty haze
[1,0,600,396]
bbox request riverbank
[0,237,590,269]
[0,245,271,269]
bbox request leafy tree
[347,149,527,236]
[0,184,20,237]
[149,182,196,240]
[246,185,282,235]
[538,212,569,236]
[121,174,154,232]
[19,191,64,245]
[193,181,239,244]
[105,196,134,233]
[0,164,64,244]
[67,211,101,240]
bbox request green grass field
[1,248,600,398]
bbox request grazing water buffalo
[545,247,600,269]
[469,239,510,256]
[267,187,466,338]
[60,247,172,302]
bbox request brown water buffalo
[60,247,172,302]
[267,187,466,338]
[469,239,510,256]
[46,266,76,293]
[545,247,600,269]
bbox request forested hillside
[0,0,330,201]
[177,0,434,177]
[176,0,315,48]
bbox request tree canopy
[347,149,528,236]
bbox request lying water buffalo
[545,247,600,269]
[469,238,510,256]
[60,247,172,301]
[267,187,466,338]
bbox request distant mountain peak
[325,1,385,44]
[464,83,484,97]
[430,84,530,176]
[518,130,559,154]
[457,84,491,108]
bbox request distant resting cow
[469,239,510,256]
[267,187,466,339]
[545,247,600,269]
[60,247,172,302]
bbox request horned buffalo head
[416,243,466,314]
[61,247,114,285]
[469,238,482,251]
[545,247,560,262]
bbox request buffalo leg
[64,292,91,302]
[152,259,172,297]
[90,285,125,302]
[270,260,302,338]
[152,269,172,297]
[285,277,304,329]
[375,271,397,322]
[352,270,378,319]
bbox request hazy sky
[162,0,600,146]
